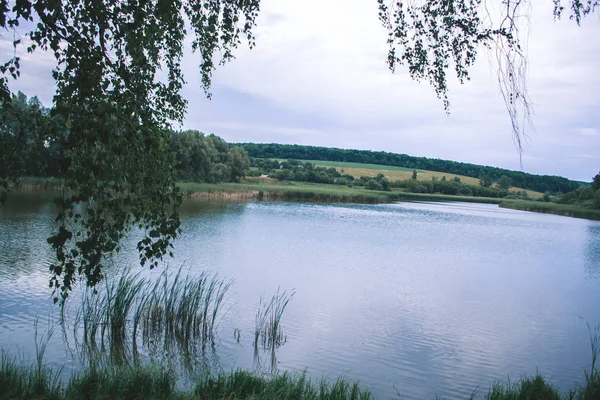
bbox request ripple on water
[1,198,600,400]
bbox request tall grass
[485,374,561,400]
[195,369,373,400]
[179,181,392,203]
[0,322,63,400]
[3,322,600,399]
[254,289,295,350]
[72,268,232,364]
[500,200,600,221]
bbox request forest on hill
[236,143,583,194]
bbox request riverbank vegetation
[1,335,599,400]
[500,172,600,220]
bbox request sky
[3,0,600,181]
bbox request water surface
[1,194,599,399]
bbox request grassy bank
[2,355,599,400]
[500,200,600,221]
[393,192,503,204]
[178,181,393,203]
[17,178,600,222]
[0,357,373,400]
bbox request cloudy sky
[5,0,600,181]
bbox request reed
[254,289,295,350]
[73,268,232,362]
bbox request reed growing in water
[254,289,295,350]
[72,268,232,364]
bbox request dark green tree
[1,0,259,301]
[229,146,250,183]
[479,175,493,188]
[412,169,418,180]
[592,172,600,192]
[366,179,384,191]
[497,175,512,190]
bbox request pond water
[1,192,600,399]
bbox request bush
[366,179,383,191]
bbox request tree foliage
[497,175,512,190]
[171,130,249,183]
[1,0,259,301]
[0,92,56,200]
[377,0,599,151]
[592,172,600,192]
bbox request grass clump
[254,289,295,350]
[485,374,561,400]
[0,352,62,400]
[1,359,371,400]
[73,268,232,364]
[66,365,176,400]
[194,369,372,400]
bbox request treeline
[251,158,512,198]
[557,172,600,209]
[236,143,582,193]
[1,93,248,184]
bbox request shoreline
[12,178,600,221]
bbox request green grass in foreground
[500,200,600,221]
[2,355,600,400]
[0,356,373,400]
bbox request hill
[236,143,583,194]
[300,160,543,198]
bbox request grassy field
[500,199,600,221]
[299,160,544,198]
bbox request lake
[1,193,600,399]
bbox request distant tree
[412,170,418,180]
[432,175,438,181]
[452,177,461,183]
[229,146,250,182]
[366,179,384,191]
[479,175,493,188]
[497,175,512,190]
[379,177,391,191]
[543,192,551,202]
[592,172,600,192]
[441,176,446,181]
[594,191,600,210]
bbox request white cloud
[579,128,599,137]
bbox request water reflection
[585,224,600,280]
[2,196,600,399]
